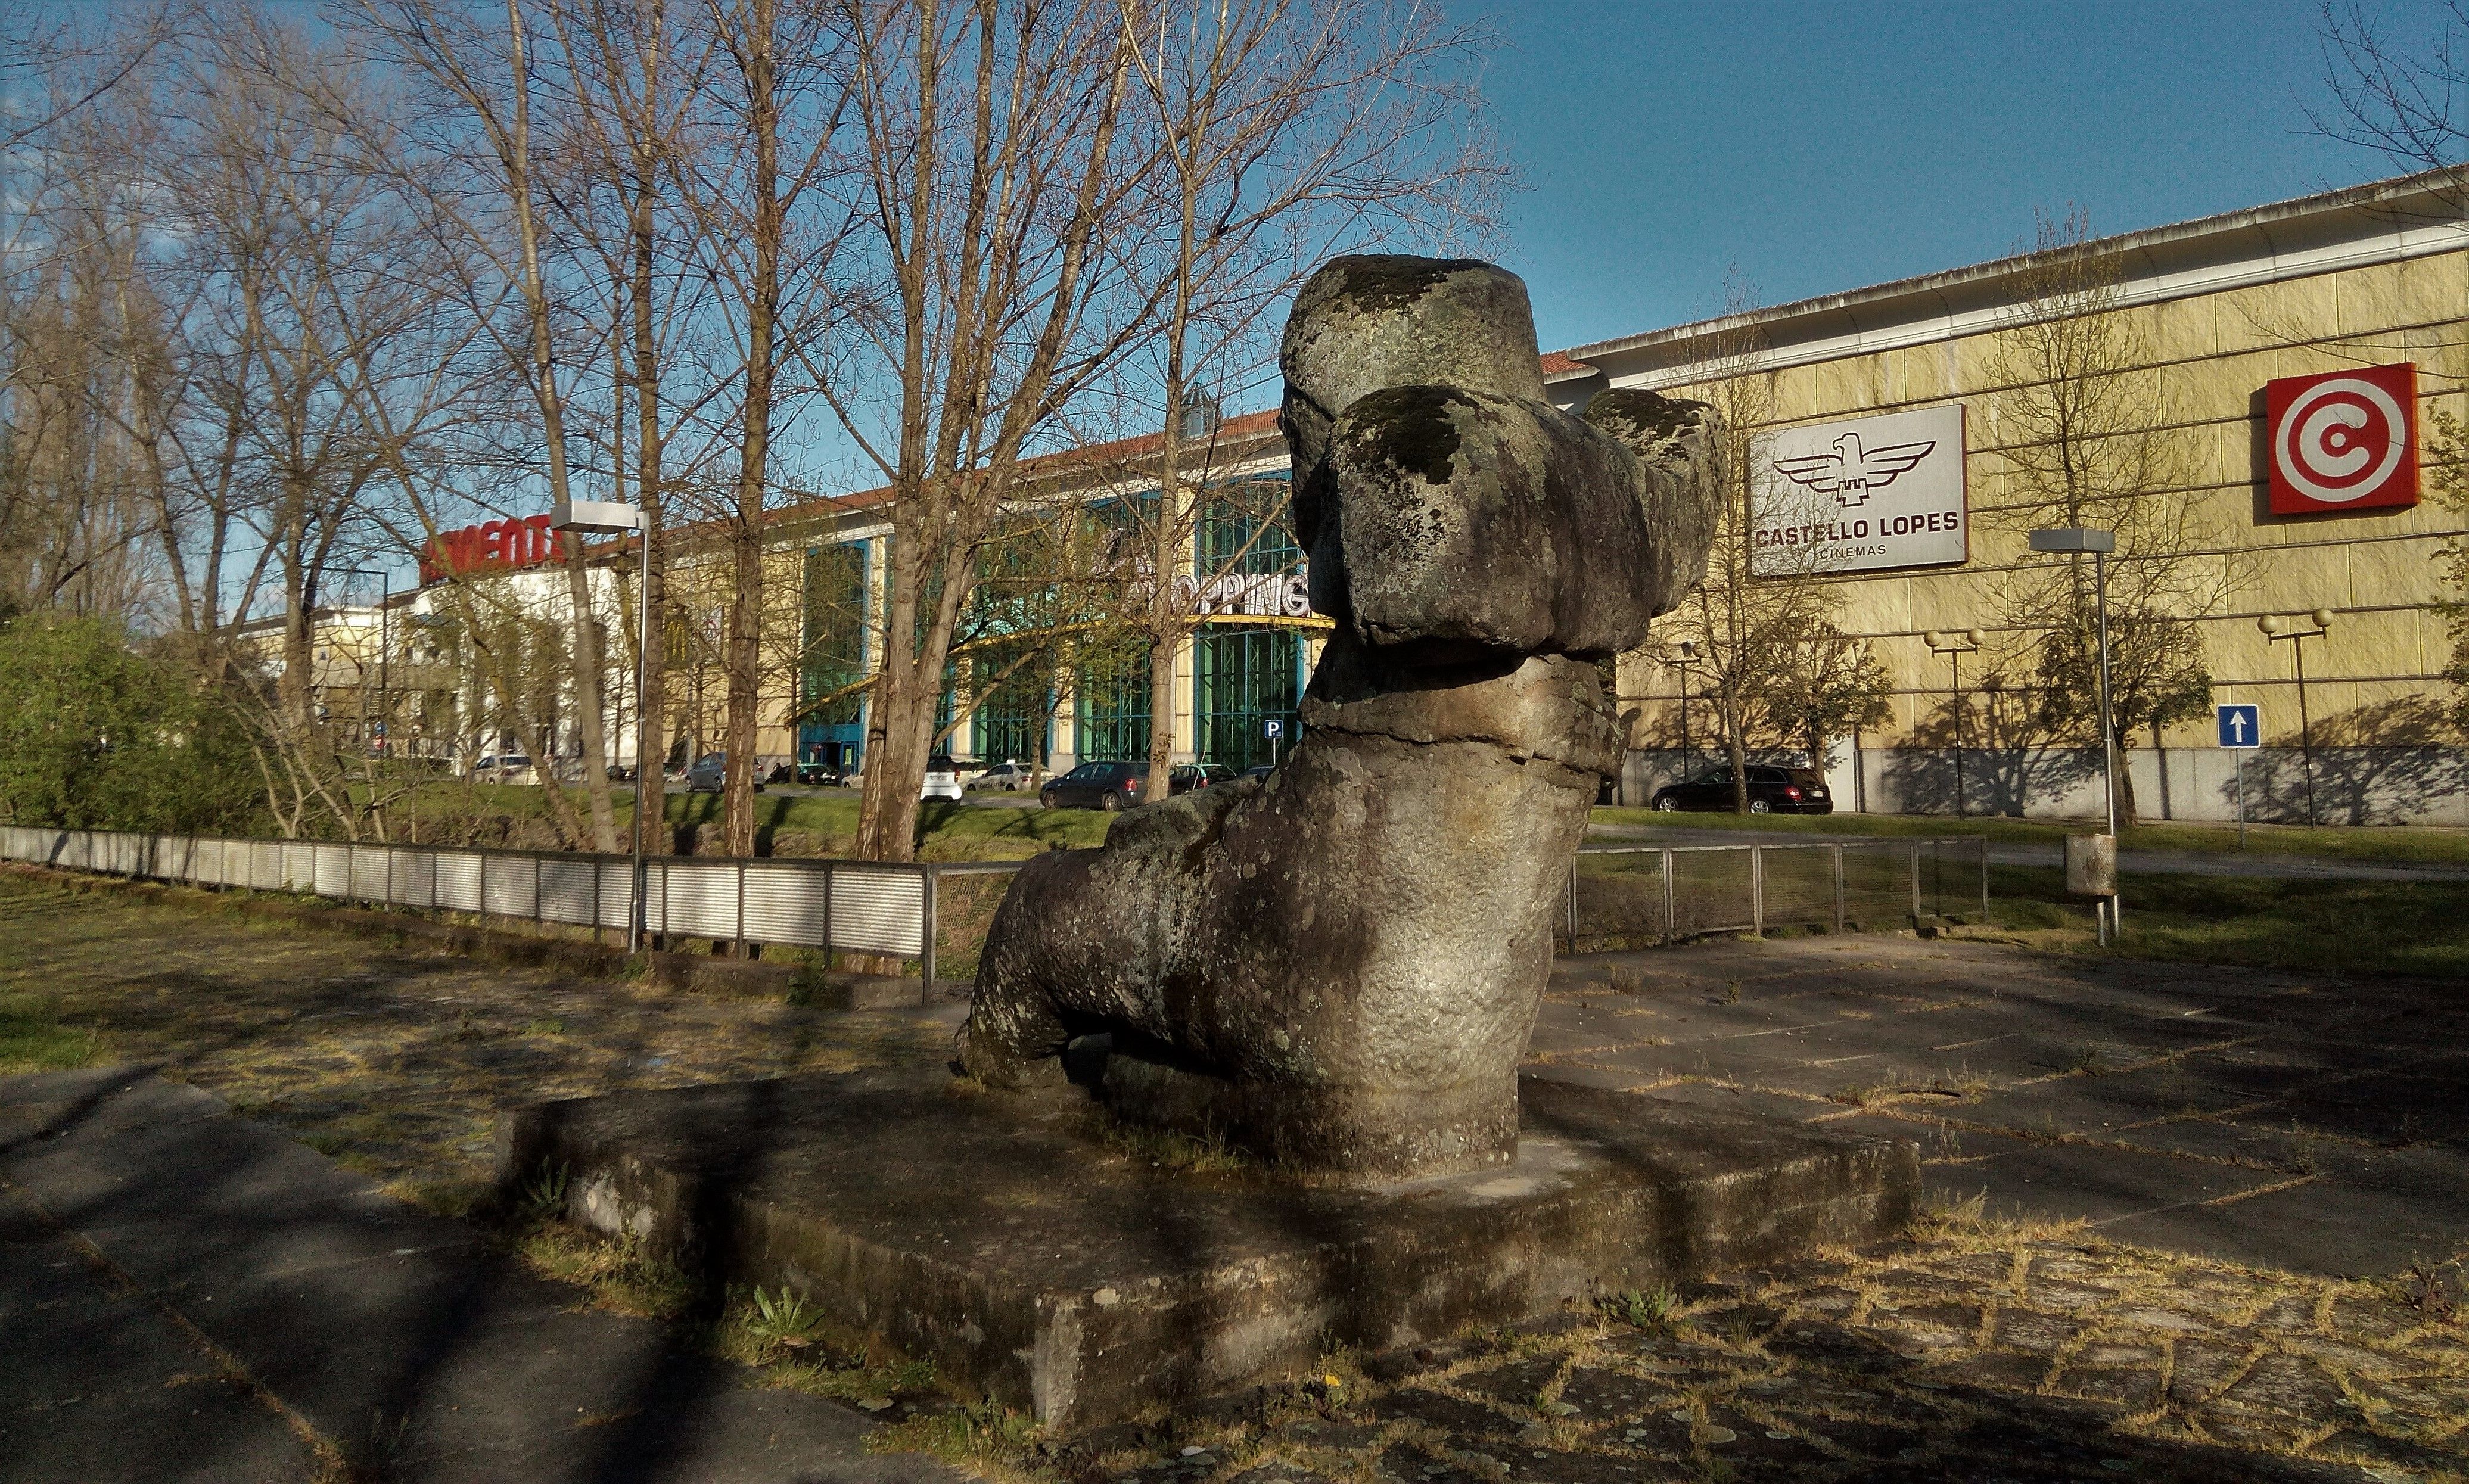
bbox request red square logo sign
[2266,362,2419,515]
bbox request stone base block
[496,1068,1916,1432]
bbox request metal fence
[0,825,1024,990]
[4,825,1994,981]
[1562,836,1991,951]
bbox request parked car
[795,761,845,786]
[472,753,536,785]
[685,752,764,794]
[1039,760,1148,811]
[922,754,964,802]
[1170,763,1237,794]
[1240,764,1274,783]
[1648,765,1832,814]
[969,761,1035,792]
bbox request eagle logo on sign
[1771,431,1936,508]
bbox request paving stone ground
[2,872,2465,1483]
[1527,934,2469,1279]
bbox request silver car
[685,752,764,794]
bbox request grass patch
[514,1223,694,1320]
[1591,804,2469,869]
[0,990,100,1073]
[1982,865,2469,978]
[1103,1121,1255,1178]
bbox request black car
[1040,760,1150,811]
[1170,763,1237,794]
[1649,765,1832,814]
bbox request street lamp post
[1671,640,1701,770]
[2030,527,2119,939]
[1925,629,1984,818]
[2259,610,2334,826]
[334,567,392,756]
[552,499,653,953]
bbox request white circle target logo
[2274,377,2407,504]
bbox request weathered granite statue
[957,256,1719,1178]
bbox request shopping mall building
[412,169,2467,822]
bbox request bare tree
[338,0,639,851]
[827,0,1161,864]
[1112,0,1502,799]
[1982,210,2236,823]
[1652,300,1848,813]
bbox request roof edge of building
[1552,167,2468,377]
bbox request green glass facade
[1194,626,1302,770]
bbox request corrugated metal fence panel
[595,860,635,930]
[483,854,537,920]
[216,838,249,888]
[537,856,598,928]
[347,845,386,902]
[312,842,349,899]
[831,865,925,957]
[61,831,91,870]
[436,851,483,913]
[393,848,434,909]
[157,836,192,882]
[660,861,739,939]
[276,841,310,892]
[249,839,281,891]
[741,862,828,946]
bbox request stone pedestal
[497,1069,1916,1432]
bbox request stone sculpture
[957,256,1719,1178]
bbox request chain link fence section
[1562,836,1992,953]
[0,824,1026,990]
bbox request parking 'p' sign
[2266,362,2419,515]
[2216,704,2261,749]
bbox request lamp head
[1965,629,1985,647]
[1924,631,1944,648]
[2310,608,2336,631]
[550,499,645,535]
[2259,615,2284,636]
[1675,639,1697,661]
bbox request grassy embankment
[1976,864,2469,980]
[1590,803,2469,868]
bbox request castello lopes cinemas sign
[2266,362,2420,515]
[1749,404,1968,577]
[417,514,573,585]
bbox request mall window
[1077,649,1152,762]
[1195,625,1302,770]
[1196,478,1299,576]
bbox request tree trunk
[1725,690,1750,814]
[628,108,670,857]
[722,0,780,869]
[504,0,617,851]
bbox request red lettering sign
[417,513,568,584]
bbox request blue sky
[1461,1,2441,351]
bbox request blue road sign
[2216,704,2261,749]
[1263,718,1284,739]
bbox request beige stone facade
[1553,172,2468,821]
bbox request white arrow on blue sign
[2215,704,2261,749]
